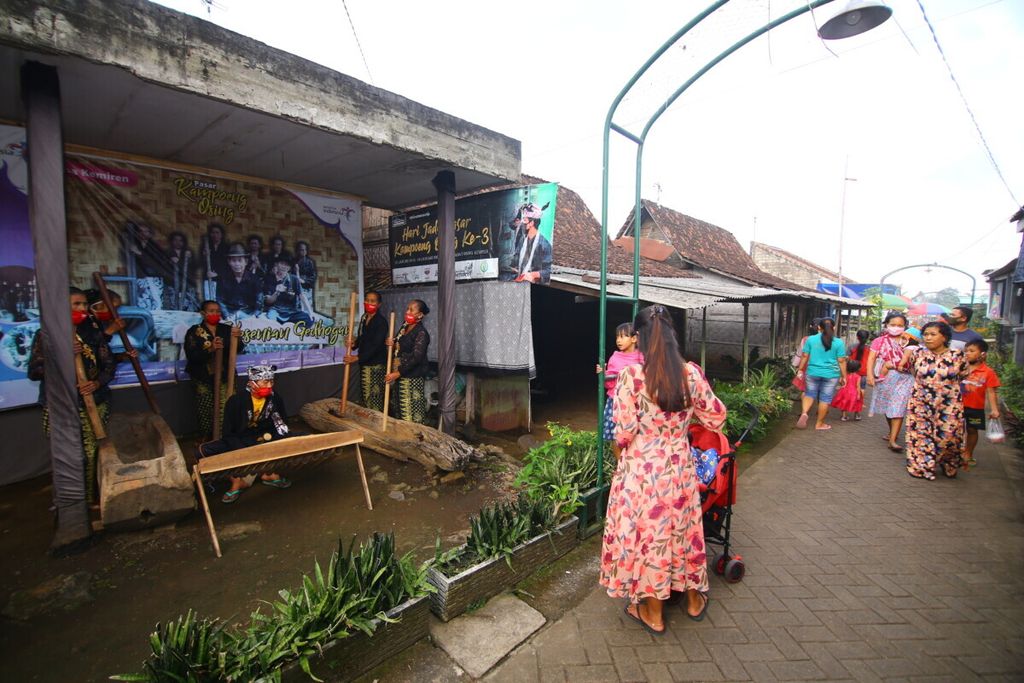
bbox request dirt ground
[0,384,785,682]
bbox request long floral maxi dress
[600,363,727,602]
[905,346,968,480]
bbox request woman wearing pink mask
[197,364,291,503]
[384,299,431,423]
[184,300,244,441]
[866,312,913,452]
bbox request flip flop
[222,489,243,504]
[888,444,904,453]
[815,424,832,431]
[687,593,710,622]
[796,414,808,429]
[624,603,665,636]
[261,477,292,489]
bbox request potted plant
[426,496,577,622]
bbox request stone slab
[429,594,545,679]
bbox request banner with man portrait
[389,182,558,285]
[0,123,363,411]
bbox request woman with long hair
[794,317,848,430]
[900,321,969,480]
[600,305,727,635]
[867,312,914,452]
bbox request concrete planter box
[278,595,430,683]
[577,485,610,538]
[426,516,578,622]
[98,412,195,531]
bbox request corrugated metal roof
[550,267,872,309]
[550,269,725,310]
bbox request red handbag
[791,372,807,392]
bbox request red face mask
[364,303,379,315]
[204,313,221,326]
[404,313,418,325]
[71,311,88,326]
[252,386,273,399]
[94,311,113,322]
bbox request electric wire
[915,0,1018,206]
[341,0,374,85]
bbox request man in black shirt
[218,243,264,319]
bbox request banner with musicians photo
[0,123,363,410]
[389,182,558,285]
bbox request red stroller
[688,402,759,583]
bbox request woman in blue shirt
[795,318,848,430]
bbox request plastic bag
[986,417,1005,444]
[692,447,720,485]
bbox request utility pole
[838,156,857,294]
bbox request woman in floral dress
[901,321,969,480]
[600,305,727,635]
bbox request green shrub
[514,422,614,518]
[115,532,432,682]
[988,353,1023,446]
[712,367,792,444]
[435,495,557,574]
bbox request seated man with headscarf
[197,364,293,503]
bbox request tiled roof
[619,200,803,289]
[751,241,856,284]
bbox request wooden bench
[192,431,371,557]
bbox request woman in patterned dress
[385,299,430,424]
[599,305,727,635]
[867,313,914,452]
[900,321,969,480]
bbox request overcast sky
[153,0,1022,300]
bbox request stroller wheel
[713,552,728,575]
[724,557,745,583]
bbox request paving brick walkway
[485,417,1024,682]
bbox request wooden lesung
[192,430,370,557]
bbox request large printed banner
[389,183,558,285]
[0,124,362,411]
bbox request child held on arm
[831,359,865,421]
[961,339,1000,470]
[596,323,643,457]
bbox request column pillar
[433,171,456,435]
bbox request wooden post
[93,272,159,413]
[212,345,223,440]
[225,330,238,399]
[193,469,222,558]
[769,301,777,358]
[73,344,106,440]
[700,307,708,369]
[339,292,358,415]
[381,312,396,431]
[742,302,750,383]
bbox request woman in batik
[345,290,389,411]
[900,321,969,480]
[600,305,727,635]
[385,299,430,424]
[184,300,244,440]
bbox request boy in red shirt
[962,339,1000,470]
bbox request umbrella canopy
[906,302,950,316]
[879,293,912,309]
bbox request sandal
[815,424,832,431]
[687,592,710,622]
[888,444,904,453]
[625,603,665,635]
[840,416,849,422]
[261,477,292,489]
[222,489,243,504]
[854,415,862,421]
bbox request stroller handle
[730,401,761,448]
